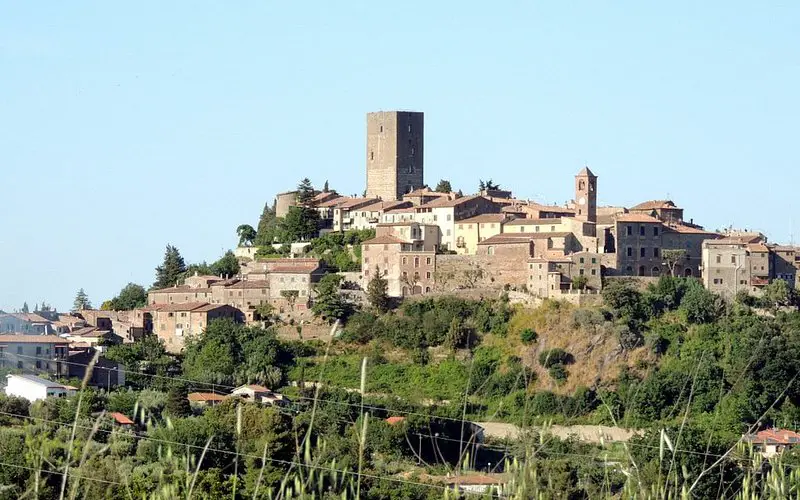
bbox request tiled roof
[744,428,800,445]
[383,207,416,214]
[109,412,135,425]
[317,196,346,208]
[150,285,212,294]
[359,200,411,212]
[362,235,407,245]
[68,326,112,337]
[748,243,770,253]
[615,213,662,223]
[235,384,270,392]
[505,218,563,226]
[9,313,52,323]
[477,234,534,245]
[458,214,511,224]
[664,224,718,235]
[386,416,406,425]
[337,197,380,209]
[188,392,229,402]
[630,200,678,211]
[0,335,68,344]
[223,280,270,289]
[149,302,228,313]
[268,265,320,274]
[7,374,71,388]
[419,195,482,209]
[405,187,450,197]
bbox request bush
[615,323,643,350]
[548,364,569,384]
[538,348,573,368]
[520,328,538,345]
[680,282,723,324]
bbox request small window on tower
[408,124,412,133]
[370,151,374,160]
[380,125,383,133]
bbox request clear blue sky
[1,1,798,312]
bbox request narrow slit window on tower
[370,151,374,160]
[380,125,383,133]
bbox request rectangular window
[447,215,452,221]
[551,226,555,232]
[653,247,660,258]
[402,271,407,278]
[640,247,646,257]
[535,226,540,232]
[627,247,633,257]
[591,258,596,264]
[426,257,431,265]
[639,226,645,236]
[591,269,596,275]
[414,257,420,267]
[426,272,431,279]
[520,227,525,233]
[433,215,438,222]
[716,255,721,264]
[17,346,23,354]
[579,269,585,275]
[446,229,451,236]
[458,224,463,230]
[579,257,585,263]
[468,224,473,229]
[653,227,659,236]
[626,225,632,236]
[36,346,42,355]
[402,257,407,265]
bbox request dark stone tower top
[366,111,424,201]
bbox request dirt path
[477,422,642,443]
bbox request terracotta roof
[664,224,718,235]
[150,285,212,294]
[772,246,798,252]
[9,313,52,323]
[316,196,346,208]
[268,265,319,274]
[748,243,770,253]
[235,384,270,392]
[744,428,800,445]
[109,412,135,425]
[336,197,380,209]
[386,416,406,425]
[362,235,407,245]
[0,335,68,344]
[224,280,270,289]
[377,221,418,227]
[505,218,562,226]
[477,234,535,245]
[527,203,575,214]
[188,392,229,402]
[458,214,511,224]
[383,207,416,214]
[405,187,450,197]
[615,213,662,223]
[68,326,111,337]
[149,302,229,313]
[359,200,411,212]
[419,195,483,209]
[630,200,679,211]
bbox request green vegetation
[106,282,147,310]
[72,288,92,311]
[434,179,451,193]
[304,229,375,272]
[153,244,187,288]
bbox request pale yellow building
[454,214,512,255]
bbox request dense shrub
[520,328,538,344]
[538,348,573,368]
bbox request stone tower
[366,111,424,201]
[574,166,597,223]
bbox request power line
[0,459,124,487]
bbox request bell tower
[574,166,597,223]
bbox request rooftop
[505,217,563,226]
[744,428,800,445]
[630,200,680,211]
[0,335,68,344]
[458,214,511,224]
[6,373,73,388]
[234,384,271,393]
[109,412,135,425]
[362,235,407,245]
[615,213,662,223]
[418,194,483,209]
[188,392,229,402]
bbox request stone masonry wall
[434,254,527,292]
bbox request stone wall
[434,254,526,292]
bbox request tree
[312,274,351,322]
[323,180,330,192]
[366,268,390,313]
[662,249,688,277]
[154,245,187,289]
[109,283,147,310]
[479,179,500,191]
[73,288,92,311]
[571,275,589,290]
[296,178,316,207]
[21,302,29,313]
[763,279,792,308]
[165,383,191,418]
[210,250,240,278]
[281,206,319,242]
[255,203,279,246]
[680,282,722,324]
[236,224,257,247]
[435,180,452,193]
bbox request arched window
[487,246,494,256]
[425,286,431,293]
[652,267,660,276]
[684,268,693,277]
[578,180,586,190]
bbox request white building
[4,374,77,402]
[0,335,69,376]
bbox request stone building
[366,111,424,201]
[454,214,512,255]
[527,252,603,298]
[361,223,438,297]
[574,167,597,223]
[403,187,453,206]
[0,313,54,335]
[702,238,798,299]
[0,335,69,376]
[274,190,299,218]
[629,200,684,224]
[146,303,243,353]
[611,213,719,277]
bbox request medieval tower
[574,166,597,223]
[365,111,424,201]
